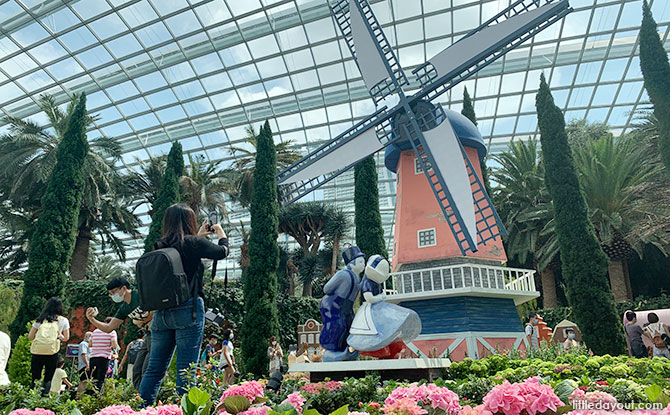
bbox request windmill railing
[382,264,538,305]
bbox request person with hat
[319,245,365,361]
[348,255,421,359]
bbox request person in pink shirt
[88,317,118,391]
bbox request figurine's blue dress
[319,266,360,352]
[347,276,421,352]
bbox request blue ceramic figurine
[319,246,365,362]
[347,255,422,359]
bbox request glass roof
[1,0,669,275]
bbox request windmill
[277,0,572,256]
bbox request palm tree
[223,126,302,273]
[120,155,167,216]
[0,94,139,279]
[490,138,559,307]
[179,153,229,221]
[278,202,348,296]
[224,126,302,207]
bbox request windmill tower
[277,0,571,360]
[385,108,507,272]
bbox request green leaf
[224,395,252,414]
[189,387,211,407]
[200,401,213,415]
[557,405,573,415]
[182,393,197,415]
[303,409,321,415]
[645,384,663,402]
[274,402,296,414]
[69,409,83,415]
[329,405,349,415]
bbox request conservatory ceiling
[0,0,669,273]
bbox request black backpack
[136,247,196,314]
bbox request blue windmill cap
[342,246,365,264]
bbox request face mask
[213,340,218,345]
[534,319,539,324]
[110,292,124,303]
[568,333,575,339]
[272,341,277,346]
[230,333,234,340]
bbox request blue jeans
[139,297,204,405]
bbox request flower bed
[4,353,670,415]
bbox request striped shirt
[90,329,117,359]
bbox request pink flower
[569,388,617,411]
[9,410,55,415]
[156,405,183,415]
[220,381,265,403]
[483,378,561,415]
[384,384,460,415]
[383,397,428,415]
[325,381,343,391]
[283,392,307,414]
[240,406,272,415]
[349,412,369,415]
[93,406,137,415]
[460,405,493,415]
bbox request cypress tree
[143,141,184,253]
[461,87,478,126]
[10,94,89,340]
[461,88,492,196]
[241,121,280,375]
[535,74,625,355]
[354,156,388,259]
[639,0,670,176]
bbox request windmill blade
[412,0,571,102]
[331,0,408,104]
[402,105,506,255]
[277,108,396,205]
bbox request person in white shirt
[524,312,540,353]
[643,312,670,358]
[0,330,10,386]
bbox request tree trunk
[330,235,340,276]
[624,261,633,300]
[240,238,250,274]
[540,267,557,309]
[70,228,92,281]
[302,281,312,297]
[608,259,630,301]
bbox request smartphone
[207,211,219,231]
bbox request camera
[205,308,225,327]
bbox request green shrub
[0,382,79,414]
[456,376,493,404]
[8,323,33,387]
[0,283,21,333]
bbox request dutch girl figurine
[347,255,421,359]
[318,245,365,361]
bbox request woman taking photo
[267,335,283,375]
[218,329,236,385]
[28,297,70,394]
[139,204,229,405]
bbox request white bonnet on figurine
[366,255,389,283]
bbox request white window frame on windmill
[414,157,433,175]
[417,228,437,248]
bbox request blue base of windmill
[397,296,530,360]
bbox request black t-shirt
[155,235,229,298]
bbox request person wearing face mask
[85,277,153,391]
[525,312,540,353]
[562,328,580,351]
[267,335,283,375]
[218,329,236,384]
[201,334,221,366]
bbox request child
[562,328,580,351]
[643,313,670,358]
[50,356,72,394]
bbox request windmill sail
[349,0,389,92]
[422,119,478,246]
[278,126,385,185]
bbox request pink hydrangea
[325,381,343,391]
[283,392,307,414]
[9,410,55,415]
[569,389,618,411]
[349,412,369,415]
[383,397,428,415]
[483,378,562,415]
[241,406,272,415]
[93,406,137,415]
[460,405,493,415]
[384,384,460,415]
[220,381,265,403]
